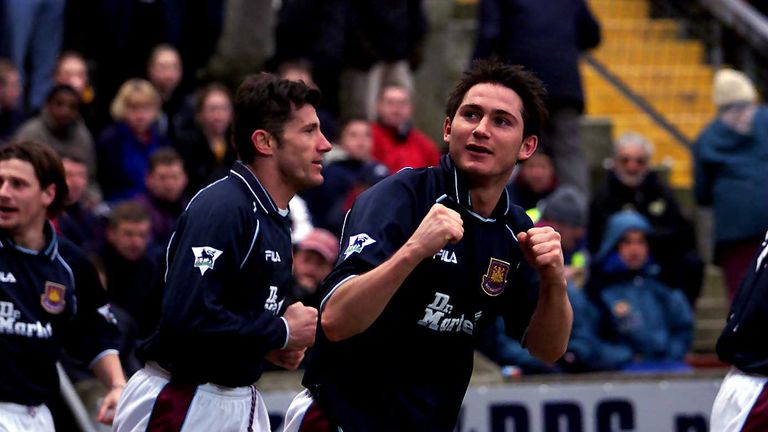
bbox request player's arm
[91,353,126,424]
[516,226,573,363]
[322,203,463,341]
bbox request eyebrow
[461,103,518,119]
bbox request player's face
[0,158,55,238]
[108,220,151,261]
[617,230,649,270]
[274,104,332,192]
[444,83,537,188]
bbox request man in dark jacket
[473,0,600,194]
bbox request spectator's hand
[283,302,318,350]
[96,385,123,425]
[266,348,306,370]
[405,204,463,259]
[517,227,566,290]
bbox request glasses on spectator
[617,155,649,166]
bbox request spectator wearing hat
[585,210,693,371]
[290,228,340,309]
[539,185,589,287]
[590,132,703,306]
[693,68,768,301]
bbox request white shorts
[711,366,768,432]
[0,402,54,432]
[283,389,340,432]
[113,362,271,432]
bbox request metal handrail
[57,362,99,432]
[582,53,692,148]
[700,0,768,53]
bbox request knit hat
[538,186,587,227]
[713,68,757,107]
[298,228,339,263]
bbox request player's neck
[469,184,505,218]
[10,222,47,251]
[248,162,294,210]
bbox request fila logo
[433,249,458,264]
[265,250,281,262]
[0,271,16,283]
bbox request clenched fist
[516,226,566,290]
[405,203,464,260]
[283,302,318,350]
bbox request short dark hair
[232,73,320,164]
[109,201,150,229]
[45,84,80,105]
[445,59,549,138]
[0,141,68,217]
[148,147,183,173]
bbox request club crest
[192,246,223,275]
[481,258,509,296]
[41,281,66,314]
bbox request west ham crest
[481,258,509,296]
[41,281,66,314]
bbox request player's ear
[442,117,452,145]
[517,135,538,161]
[41,183,55,208]
[252,130,275,157]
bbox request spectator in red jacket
[371,83,440,172]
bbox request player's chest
[393,223,524,335]
[0,257,73,340]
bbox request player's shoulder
[358,165,436,200]
[185,176,255,218]
[505,203,535,231]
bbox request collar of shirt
[438,155,510,222]
[0,221,60,261]
[230,161,285,218]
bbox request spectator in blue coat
[693,68,768,301]
[587,210,693,370]
[96,79,169,203]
